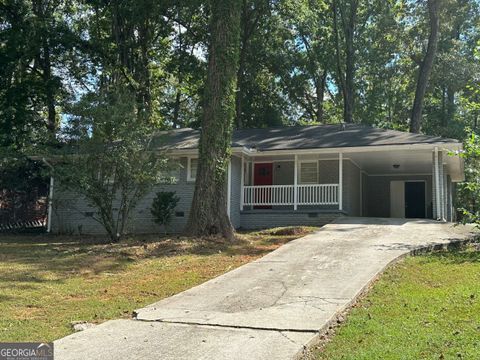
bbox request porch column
[338,152,343,211]
[240,156,244,211]
[433,147,442,220]
[447,177,453,222]
[294,155,298,210]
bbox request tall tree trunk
[446,86,455,124]
[235,0,248,129]
[32,0,56,138]
[137,21,152,123]
[172,20,186,128]
[332,0,346,120]
[316,70,328,123]
[332,0,357,124]
[440,85,454,127]
[235,49,246,128]
[343,1,357,124]
[441,85,447,126]
[172,90,182,127]
[409,0,440,133]
[235,0,262,129]
[43,41,56,137]
[186,0,241,240]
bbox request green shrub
[150,191,180,233]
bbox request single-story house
[49,124,464,234]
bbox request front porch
[236,152,359,223]
[240,154,344,210]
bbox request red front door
[254,163,273,209]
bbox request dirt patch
[262,226,317,236]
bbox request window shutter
[300,162,318,183]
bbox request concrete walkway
[55,218,475,360]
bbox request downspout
[42,158,54,233]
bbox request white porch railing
[243,184,338,207]
[297,184,338,205]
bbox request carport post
[434,147,441,220]
[443,170,448,221]
[339,152,343,211]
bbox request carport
[346,144,464,221]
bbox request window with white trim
[299,161,318,184]
[187,157,198,181]
[158,168,180,184]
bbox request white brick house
[50,124,464,234]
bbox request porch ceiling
[242,146,464,182]
[347,148,463,181]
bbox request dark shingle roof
[154,124,459,152]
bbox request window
[300,161,318,184]
[187,157,198,181]
[157,159,180,184]
[158,167,180,184]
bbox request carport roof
[154,124,460,151]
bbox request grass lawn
[312,244,480,360]
[0,226,317,342]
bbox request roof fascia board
[240,142,462,157]
[164,143,463,158]
[166,146,250,156]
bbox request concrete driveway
[55,217,475,360]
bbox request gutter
[228,142,463,156]
[164,146,256,157]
